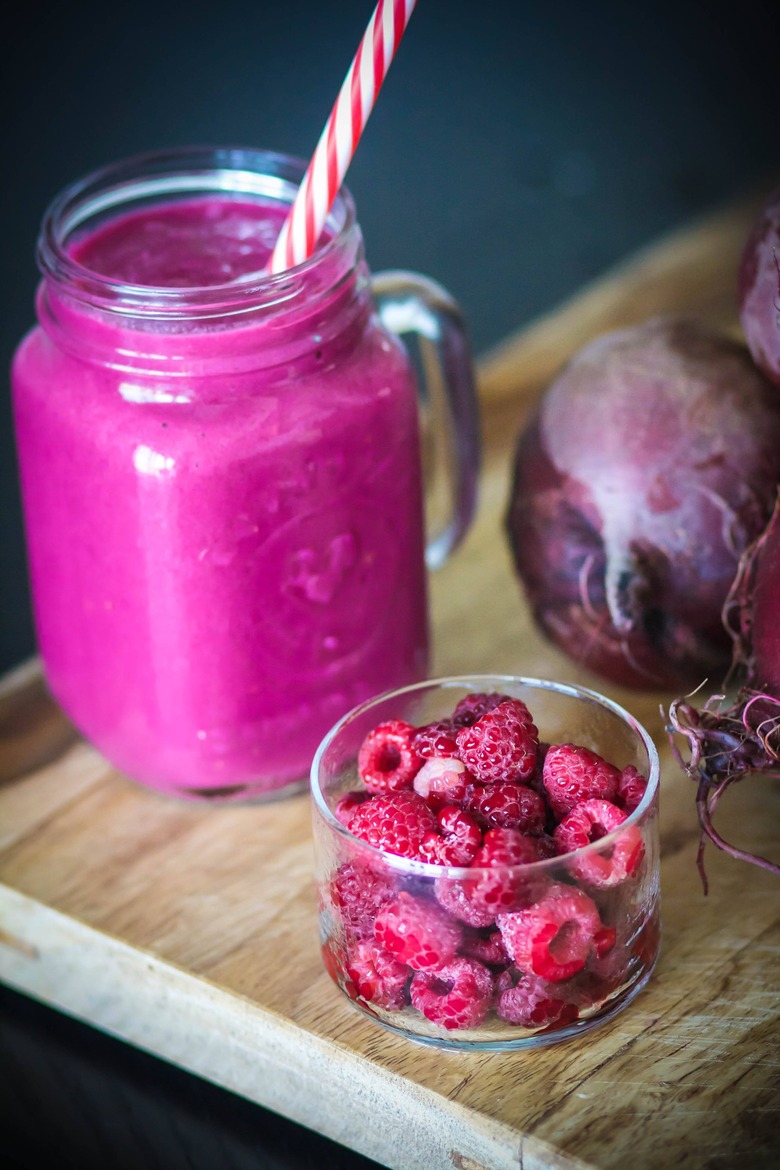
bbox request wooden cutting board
[1,186,778,1170]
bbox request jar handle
[371,270,480,570]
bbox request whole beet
[738,186,780,387]
[505,316,780,690]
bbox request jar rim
[36,145,359,319]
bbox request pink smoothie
[12,194,429,798]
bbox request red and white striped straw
[269,0,418,275]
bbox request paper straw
[269,0,418,275]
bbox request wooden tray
[2,187,779,1170]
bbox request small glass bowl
[310,675,660,1051]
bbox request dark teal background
[2,0,778,673]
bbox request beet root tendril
[667,494,780,891]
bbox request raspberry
[494,968,514,996]
[452,691,512,727]
[465,829,550,918]
[467,781,547,835]
[576,920,634,1002]
[409,957,493,1030]
[334,790,368,827]
[456,700,538,784]
[594,925,617,957]
[553,799,644,887]
[358,720,422,795]
[321,939,358,999]
[476,826,546,869]
[345,937,410,1009]
[413,757,469,811]
[617,765,648,814]
[433,875,499,928]
[553,797,626,852]
[459,928,509,967]
[418,803,482,867]
[436,805,483,863]
[419,832,454,866]
[575,907,658,1010]
[374,890,462,971]
[497,882,602,982]
[330,860,397,939]
[542,743,620,819]
[412,720,460,759]
[434,828,548,926]
[348,790,436,859]
[496,973,580,1029]
[420,816,481,867]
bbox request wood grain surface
[1,187,779,1170]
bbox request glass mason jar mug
[11,147,479,801]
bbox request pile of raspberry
[324,691,652,1034]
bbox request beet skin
[738,186,780,388]
[505,316,780,690]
